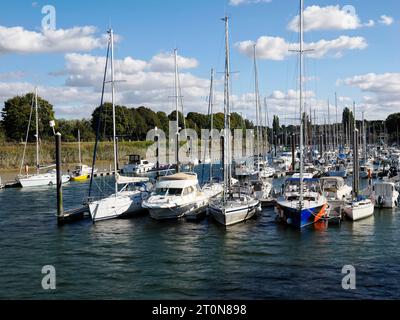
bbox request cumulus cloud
[147,52,199,72]
[235,35,367,60]
[0,25,108,54]
[288,5,373,32]
[379,15,394,25]
[229,0,271,6]
[339,73,400,119]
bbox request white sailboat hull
[344,200,374,221]
[18,173,70,188]
[209,197,260,226]
[89,190,146,222]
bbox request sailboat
[70,129,97,181]
[142,49,211,220]
[17,88,70,188]
[275,0,328,228]
[250,44,273,203]
[208,17,261,226]
[199,68,224,201]
[88,29,150,222]
[344,103,374,220]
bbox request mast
[78,129,82,167]
[352,101,359,199]
[253,44,261,173]
[299,0,305,205]
[362,111,366,163]
[35,87,39,174]
[222,16,232,202]
[110,29,118,195]
[335,92,339,149]
[174,49,180,172]
[209,68,214,184]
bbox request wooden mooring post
[56,132,88,226]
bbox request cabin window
[168,188,183,196]
[155,188,169,196]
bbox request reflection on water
[0,169,399,299]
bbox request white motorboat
[320,176,352,202]
[121,154,155,175]
[142,172,209,220]
[371,181,399,208]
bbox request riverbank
[0,140,153,170]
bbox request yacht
[121,155,155,175]
[88,29,151,222]
[320,177,352,202]
[142,172,209,220]
[275,173,328,228]
[371,181,399,208]
[16,88,70,188]
[274,0,328,228]
[208,17,261,226]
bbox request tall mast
[35,87,39,174]
[78,129,82,167]
[335,92,338,149]
[209,68,214,184]
[109,29,118,195]
[174,49,180,172]
[352,101,359,198]
[223,16,231,202]
[328,99,331,150]
[299,0,304,205]
[253,44,261,173]
[362,111,366,163]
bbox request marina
[0,0,399,303]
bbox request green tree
[1,93,55,141]
[156,111,169,133]
[91,103,134,141]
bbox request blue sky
[0,0,399,124]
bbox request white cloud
[0,25,108,54]
[379,15,394,25]
[235,35,367,60]
[340,73,400,119]
[148,52,199,72]
[229,0,271,6]
[288,5,372,32]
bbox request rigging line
[88,34,111,199]
[19,93,35,176]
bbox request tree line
[1,93,400,145]
[0,93,254,143]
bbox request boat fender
[378,195,384,206]
[286,218,293,225]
